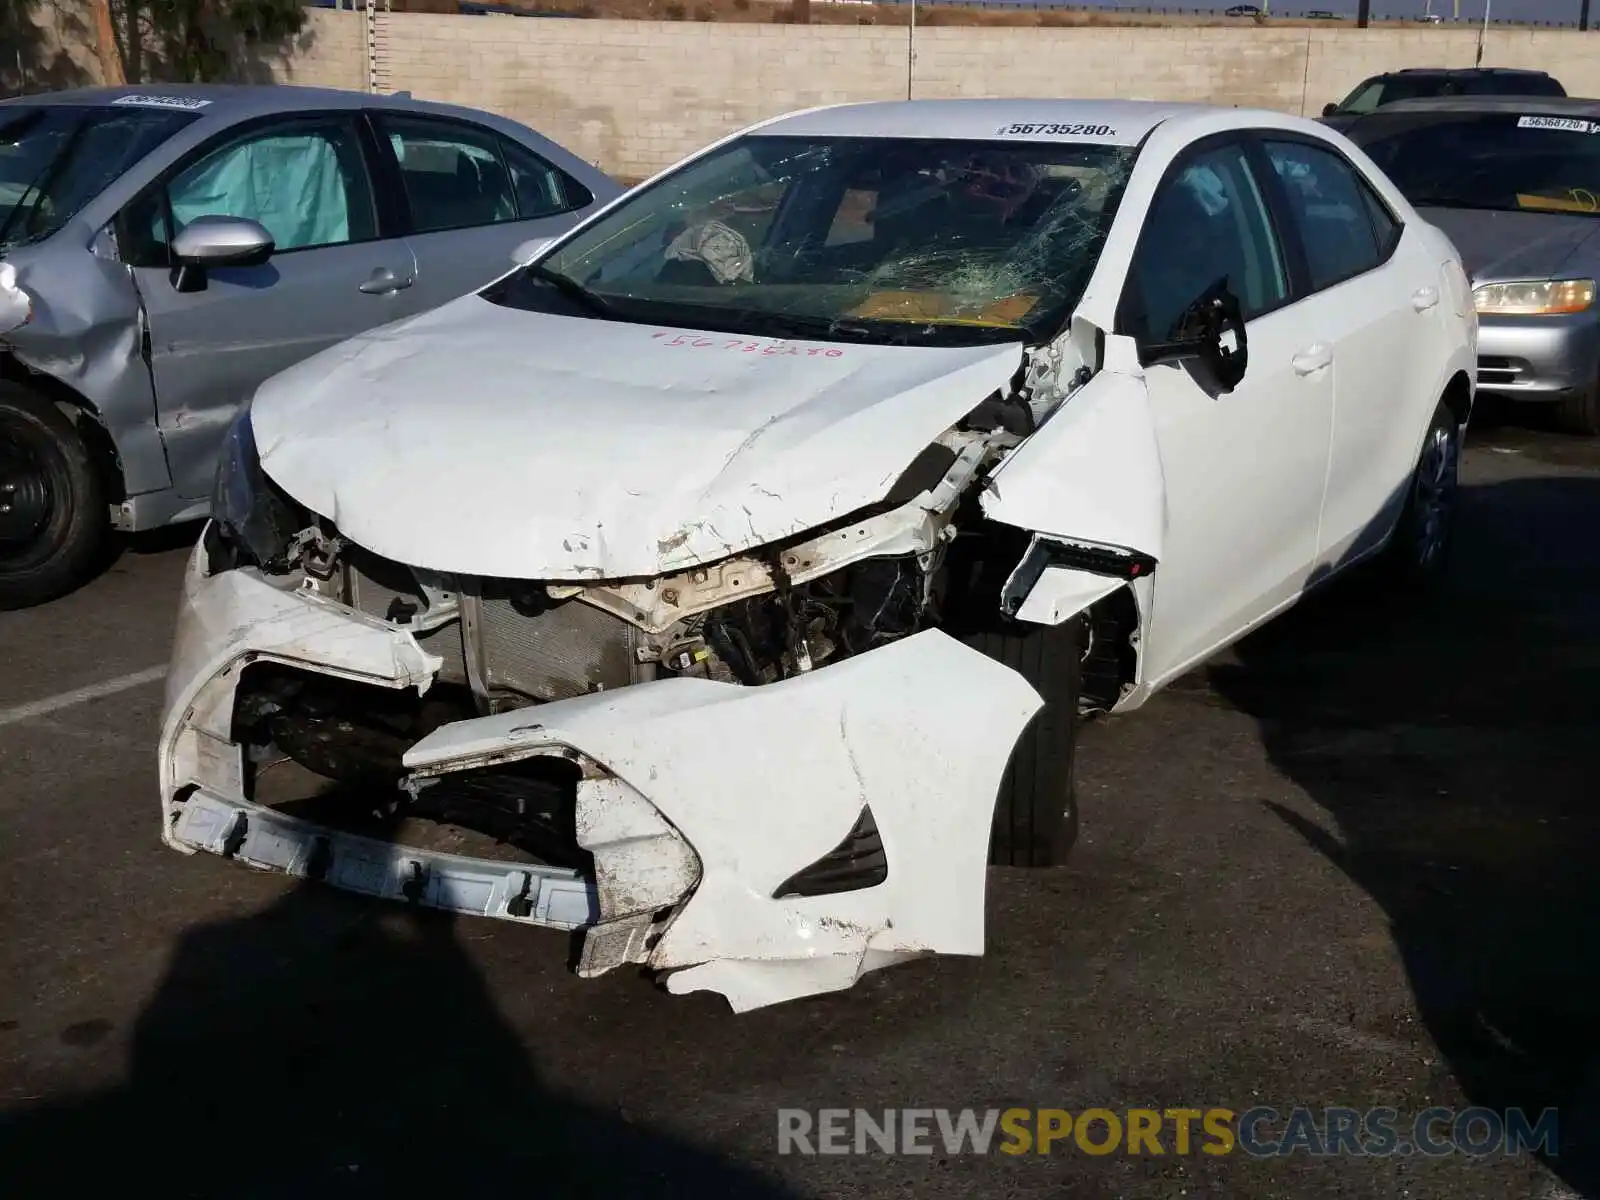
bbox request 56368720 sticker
[1516,115,1597,134]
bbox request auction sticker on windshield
[111,94,213,110]
[996,123,1117,138]
[1517,115,1597,133]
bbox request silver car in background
[0,84,620,609]
[1348,95,1600,435]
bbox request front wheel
[0,383,106,610]
[961,616,1083,868]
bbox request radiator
[465,584,643,704]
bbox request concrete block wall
[22,8,1600,181]
[331,15,914,176]
[296,12,1599,178]
[268,8,368,93]
[909,27,1314,113]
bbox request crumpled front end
[159,533,1043,1012]
[160,548,603,930]
[158,313,1167,1010]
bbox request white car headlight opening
[206,406,308,573]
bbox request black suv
[1320,67,1566,131]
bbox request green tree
[112,0,306,83]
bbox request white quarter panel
[1313,231,1452,570]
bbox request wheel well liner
[1080,584,1140,715]
[1442,369,1473,429]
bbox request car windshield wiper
[733,310,889,343]
[731,308,1027,347]
[525,264,621,320]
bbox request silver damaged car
[0,84,620,609]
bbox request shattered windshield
[485,134,1137,347]
[1352,112,1600,216]
[0,103,198,250]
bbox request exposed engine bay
[161,326,1150,1012]
[214,370,1082,800]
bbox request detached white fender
[405,628,1044,1013]
[983,341,1164,558]
[979,338,1164,636]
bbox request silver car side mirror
[171,215,275,293]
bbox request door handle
[1291,343,1333,375]
[1412,285,1440,312]
[359,267,414,295]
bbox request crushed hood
[1419,206,1600,284]
[249,295,1024,580]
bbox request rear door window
[1263,139,1388,292]
[381,115,519,234]
[377,114,594,233]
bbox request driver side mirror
[170,215,275,293]
[1322,102,1339,117]
[1139,278,1249,393]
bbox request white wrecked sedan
[159,100,1477,1012]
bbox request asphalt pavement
[0,404,1597,1199]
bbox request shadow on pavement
[1207,473,1600,1195]
[85,518,206,586]
[0,883,802,1199]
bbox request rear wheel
[1377,397,1460,590]
[0,382,106,610]
[961,616,1083,868]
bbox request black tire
[0,383,106,610]
[961,616,1083,868]
[1555,380,1600,437]
[1377,398,1461,590]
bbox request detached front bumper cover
[160,549,1044,1012]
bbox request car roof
[0,82,516,125]
[1380,66,1553,79]
[750,99,1247,148]
[1363,94,1600,119]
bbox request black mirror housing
[1322,102,1340,117]
[1138,278,1249,393]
